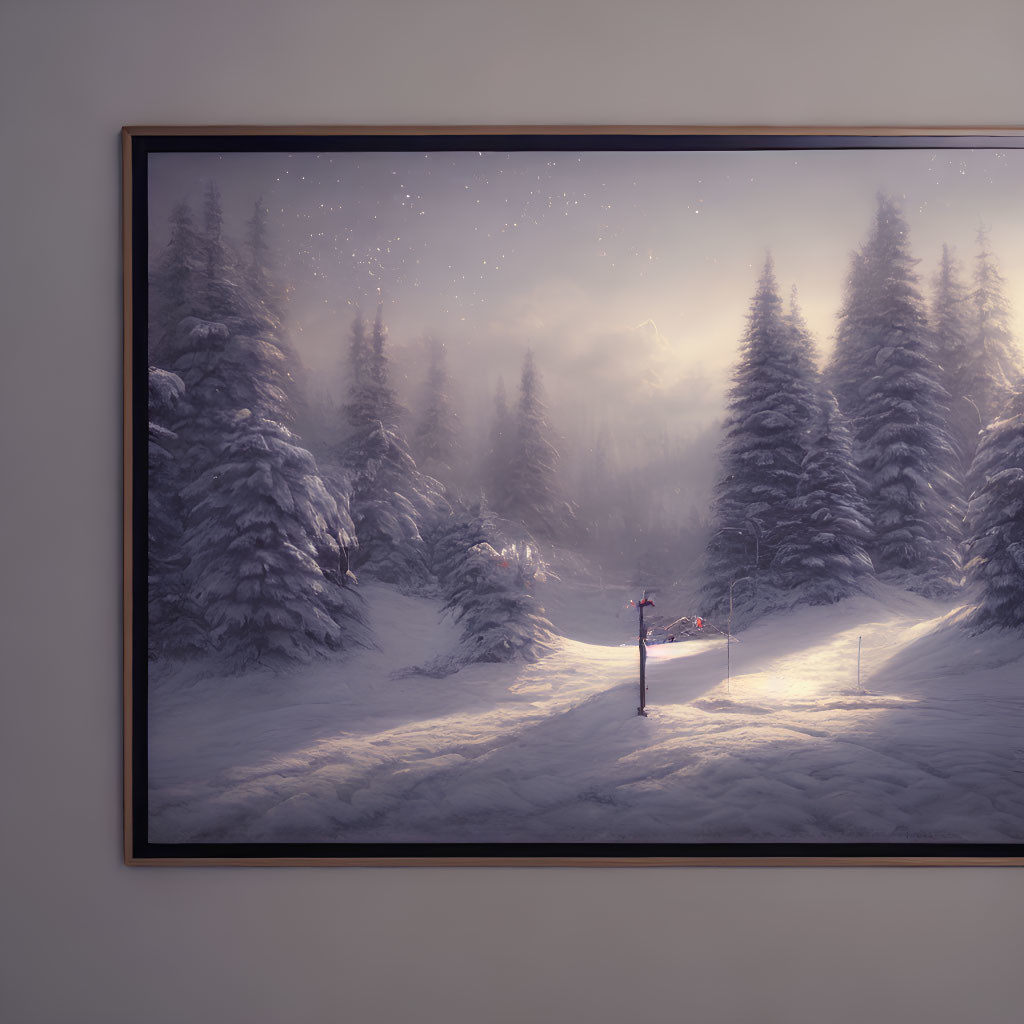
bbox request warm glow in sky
[149,144,1024,439]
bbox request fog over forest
[150,148,1024,405]
[147,144,1024,600]
[143,143,1024,848]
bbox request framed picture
[124,127,1024,865]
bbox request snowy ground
[149,579,1024,845]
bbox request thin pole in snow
[637,590,653,717]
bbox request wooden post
[637,592,652,716]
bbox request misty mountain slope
[148,581,1024,845]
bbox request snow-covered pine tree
[963,228,1022,441]
[343,306,400,433]
[785,284,816,362]
[148,192,364,668]
[771,392,874,605]
[165,317,296,484]
[147,368,207,657]
[154,186,303,484]
[826,194,961,595]
[165,315,366,664]
[421,502,553,673]
[149,200,205,365]
[337,307,445,585]
[929,245,974,492]
[963,379,1024,629]
[151,184,286,372]
[180,409,364,668]
[200,180,240,319]
[344,422,439,583]
[700,257,819,618]
[368,304,401,426]
[828,246,871,416]
[505,351,565,538]
[152,179,253,336]
[413,338,461,485]
[148,367,186,568]
[244,197,283,322]
[342,312,372,431]
[235,195,316,447]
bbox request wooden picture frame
[125,127,1024,865]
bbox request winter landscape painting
[125,130,1024,862]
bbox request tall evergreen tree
[148,188,364,668]
[201,180,237,318]
[413,338,461,484]
[506,351,564,537]
[344,422,440,583]
[149,200,204,365]
[165,316,364,664]
[165,317,296,485]
[180,410,363,668]
[151,182,286,372]
[827,195,961,595]
[785,284,817,363]
[147,368,206,657]
[343,305,400,433]
[342,311,374,430]
[237,196,315,446]
[337,307,445,584]
[148,367,186,569]
[244,196,282,321]
[701,257,819,617]
[419,502,553,674]
[963,379,1024,629]
[963,228,1021,438]
[368,304,400,425]
[929,245,973,488]
[772,392,874,605]
[828,246,872,416]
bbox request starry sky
[148,143,1024,442]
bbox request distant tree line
[147,182,553,673]
[147,180,1024,678]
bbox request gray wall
[3,1,1024,1021]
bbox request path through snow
[149,583,1024,844]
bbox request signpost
[637,592,654,716]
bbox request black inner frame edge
[128,132,1024,860]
